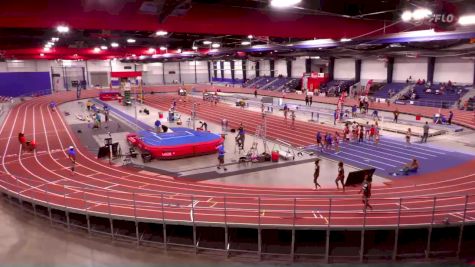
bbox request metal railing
[1,173,474,261]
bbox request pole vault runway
[0,89,474,228]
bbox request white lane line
[395,202,410,210]
[380,139,447,155]
[339,146,407,165]
[343,142,415,161]
[19,178,67,194]
[330,153,385,170]
[376,142,438,157]
[104,184,119,189]
[337,151,397,167]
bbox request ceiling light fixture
[401,10,412,22]
[241,41,251,45]
[127,38,136,43]
[93,47,101,53]
[45,43,52,48]
[340,38,352,42]
[100,46,108,50]
[412,8,432,20]
[159,46,167,51]
[56,25,70,33]
[43,47,51,52]
[111,42,119,48]
[51,37,59,42]
[177,49,182,53]
[192,46,198,50]
[211,43,220,48]
[203,40,212,45]
[40,53,45,57]
[270,0,302,8]
[248,35,253,39]
[155,30,168,36]
[139,55,145,60]
[148,48,156,53]
[459,15,475,25]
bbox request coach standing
[421,122,429,143]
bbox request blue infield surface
[305,137,473,178]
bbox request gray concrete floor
[0,202,227,266]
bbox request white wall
[234,60,243,80]
[275,59,287,77]
[434,57,474,84]
[361,59,386,83]
[246,60,256,79]
[143,62,164,85]
[163,62,179,83]
[223,61,231,79]
[260,60,270,76]
[291,57,306,78]
[393,57,428,82]
[334,58,355,80]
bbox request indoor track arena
[1,0,475,266]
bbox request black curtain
[207,61,211,82]
[256,61,260,77]
[305,58,311,73]
[270,59,275,77]
[387,57,394,83]
[242,60,247,81]
[286,59,292,78]
[355,59,361,83]
[328,57,335,81]
[427,57,435,83]
[220,61,224,79]
[230,61,235,81]
[212,61,217,79]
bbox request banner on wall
[365,79,373,95]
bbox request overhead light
[45,44,52,48]
[270,0,302,8]
[40,53,44,57]
[152,54,160,58]
[148,48,156,53]
[311,56,320,59]
[340,38,352,42]
[177,49,182,53]
[203,40,212,45]
[241,41,251,45]
[43,47,51,52]
[56,25,69,33]
[248,35,253,39]
[127,38,136,43]
[51,37,59,42]
[211,43,220,48]
[192,46,198,50]
[459,15,475,26]
[160,46,167,51]
[155,30,168,36]
[139,55,145,60]
[412,8,432,20]
[93,47,101,53]
[401,10,412,22]
[100,46,108,50]
[111,42,119,48]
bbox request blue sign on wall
[0,72,52,97]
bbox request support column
[270,59,275,77]
[255,61,260,77]
[427,57,435,84]
[162,62,166,84]
[178,61,182,83]
[305,58,311,73]
[355,59,361,83]
[387,57,394,83]
[230,61,235,81]
[286,59,292,78]
[242,60,247,81]
[212,61,217,80]
[328,57,335,81]
[220,61,224,79]
[207,61,212,83]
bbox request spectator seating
[281,78,300,92]
[249,76,278,89]
[320,80,354,97]
[211,77,244,85]
[400,83,469,108]
[372,83,406,98]
[264,77,292,90]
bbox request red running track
[0,89,474,228]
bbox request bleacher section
[372,83,406,98]
[264,77,291,90]
[281,78,301,92]
[211,77,244,85]
[398,83,469,108]
[320,80,354,96]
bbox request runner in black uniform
[313,159,321,190]
[359,175,373,211]
[335,161,345,192]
